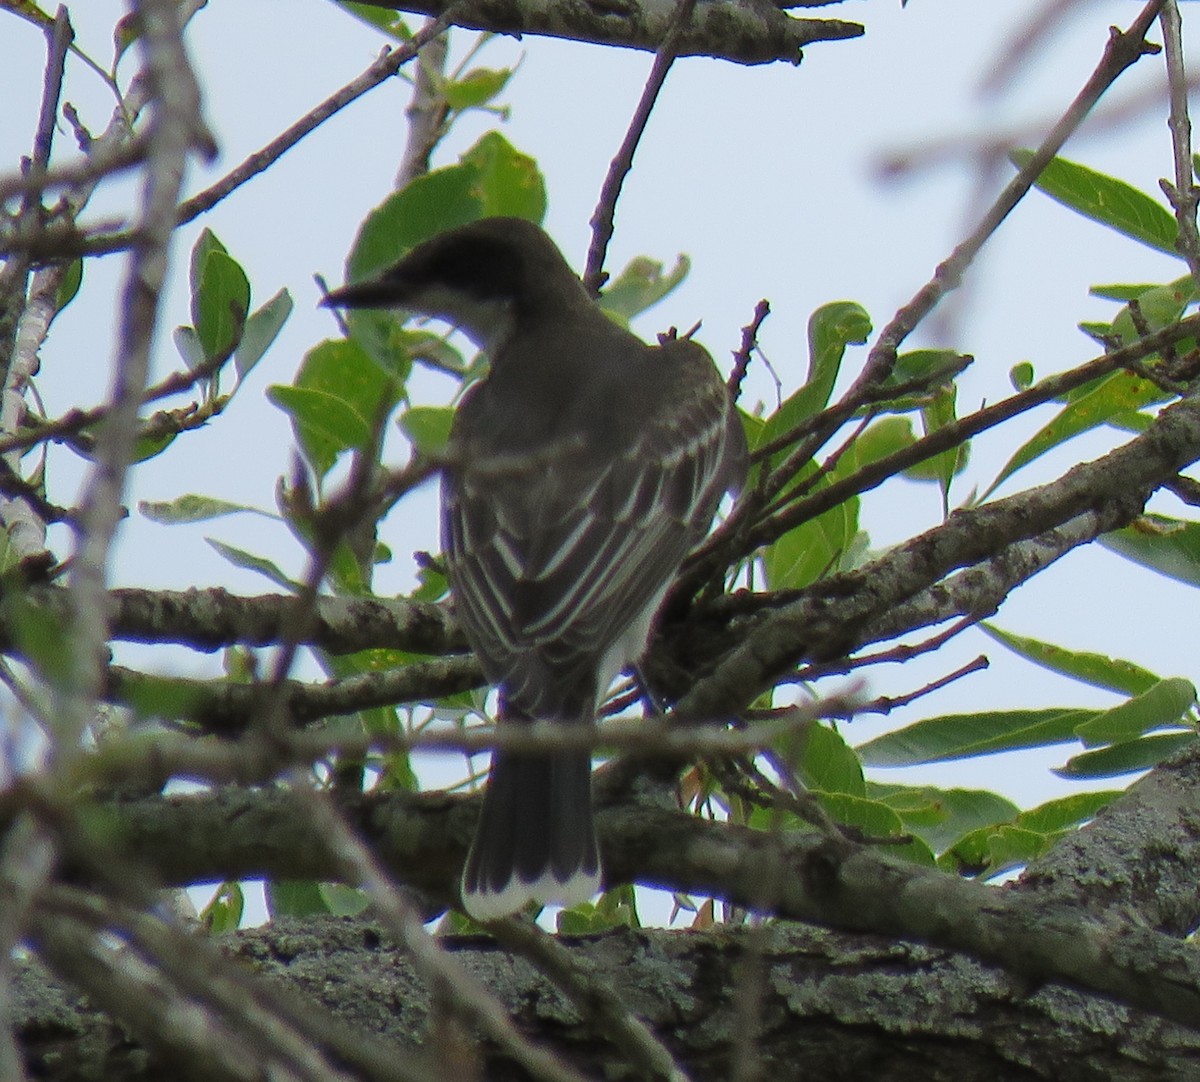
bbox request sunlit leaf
[1016,791,1120,834]
[200,882,244,935]
[266,880,332,919]
[269,338,401,478]
[868,782,1019,855]
[1010,361,1034,391]
[465,131,547,222]
[774,720,864,797]
[54,258,83,315]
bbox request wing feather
[443,337,746,717]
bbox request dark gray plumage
[324,217,747,918]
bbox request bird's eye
[432,238,522,301]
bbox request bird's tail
[460,745,601,920]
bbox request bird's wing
[443,340,744,716]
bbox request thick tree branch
[14,915,1200,1082]
[348,0,862,65]
[28,754,1200,1038]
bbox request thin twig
[56,0,209,766]
[175,11,459,227]
[728,300,769,401]
[745,310,1200,559]
[1158,1,1200,286]
[584,0,699,293]
[854,2,1166,394]
[857,655,990,718]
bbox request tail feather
[461,748,600,920]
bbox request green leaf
[1073,677,1196,746]
[345,166,485,285]
[139,494,267,524]
[1090,282,1165,302]
[1105,278,1193,348]
[556,886,640,933]
[318,883,370,916]
[903,375,967,493]
[1,592,72,686]
[978,623,1160,697]
[842,416,916,471]
[54,258,83,314]
[761,469,857,589]
[207,539,300,591]
[877,348,963,413]
[130,430,178,463]
[868,783,1020,855]
[1010,361,1034,391]
[1016,791,1120,834]
[1100,514,1200,587]
[463,131,547,222]
[235,288,293,380]
[200,882,244,935]
[1056,732,1195,779]
[119,673,205,722]
[755,302,871,452]
[173,325,206,370]
[112,11,141,68]
[857,708,1096,767]
[774,721,864,797]
[266,880,333,919]
[941,822,1052,878]
[410,563,448,603]
[400,406,455,456]
[984,369,1164,498]
[761,414,905,590]
[600,256,690,322]
[1012,151,1179,255]
[814,792,935,866]
[269,385,371,475]
[192,243,250,362]
[269,338,401,479]
[337,1,411,37]
[444,67,514,112]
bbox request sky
[3,0,1198,835]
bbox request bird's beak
[321,278,407,310]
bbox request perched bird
[323,217,747,919]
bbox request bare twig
[585,0,699,293]
[1158,1,1200,285]
[856,2,1166,395]
[728,299,769,401]
[57,0,210,763]
[175,12,459,227]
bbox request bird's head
[322,217,588,354]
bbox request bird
[323,216,747,919]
